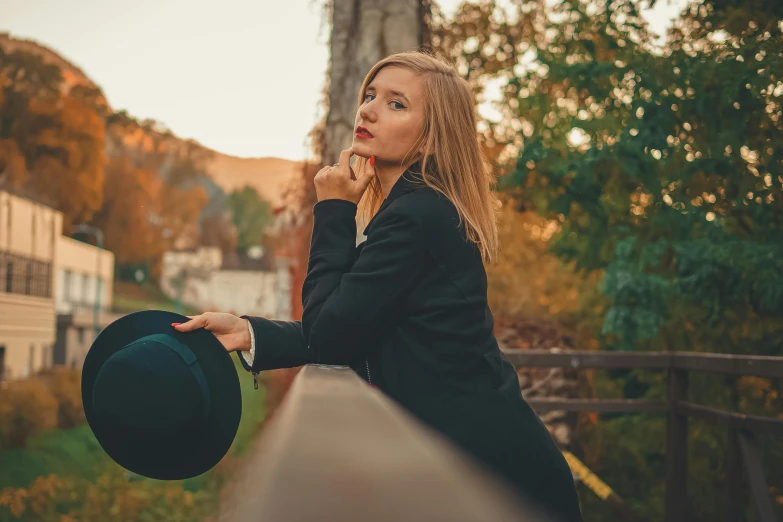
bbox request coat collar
[362,161,427,236]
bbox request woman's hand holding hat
[314,148,376,204]
[173,312,251,352]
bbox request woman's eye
[363,93,404,110]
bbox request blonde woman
[175,51,583,522]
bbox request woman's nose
[358,103,377,123]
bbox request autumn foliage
[0,470,218,522]
[0,367,84,450]
[0,43,211,276]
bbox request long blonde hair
[355,51,500,264]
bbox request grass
[112,281,202,316]
[0,424,108,491]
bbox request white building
[53,235,118,371]
[0,191,60,380]
[161,247,291,320]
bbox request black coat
[238,165,583,522]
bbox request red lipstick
[355,126,373,139]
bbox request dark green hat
[82,310,242,480]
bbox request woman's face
[352,66,426,166]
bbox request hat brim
[82,310,242,480]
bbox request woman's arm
[235,317,309,373]
[239,197,423,371]
[302,198,425,364]
[236,201,364,373]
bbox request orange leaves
[0,138,27,190]
[0,379,59,450]
[487,194,589,319]
[0,469,213,521]
[19,92,105,228]
[90,156,162,264]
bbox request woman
[174,51,583,522]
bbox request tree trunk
[323,0,430,166]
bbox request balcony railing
[218,365,554,522]
[57,300,110,316]
[0,251,52,298]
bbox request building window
[5,261,13,293]
[82,273,90,304]
[25,261,32,295]
[64,269,71,301]
[28,344,35,376]
[0,252,52,298]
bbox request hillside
[205,154,302,209]
[0,32,300,208]
[0,32,99,91]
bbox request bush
[36,368,84,429]
[0,469,218,522]
[0,380,58,450]
[0,367,84,450]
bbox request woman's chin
[350,142,373,158]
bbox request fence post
[737,431,777,522]
[665,368,689,522]
[724,427,743,522]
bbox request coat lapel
[361,162,426,236]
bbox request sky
[1,0,689,162]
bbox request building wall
[55,236,114,315]
[0,192,61,380]
[206,269,291,319]
[54,310,123,370]
[0,293,58,379]
[160,247,291,320]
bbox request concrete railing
[218,364,552,522]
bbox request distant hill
[0,32,100,91]
[0,32,301,209]
[205,154,302,209]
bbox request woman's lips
[355,126,374,139]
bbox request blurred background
[0,0,781,520]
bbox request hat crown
[91,334,212,442]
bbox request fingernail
[369,156,375,166]
[172,323,182,327]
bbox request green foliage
[433,1,783,519]
[226,186,274,252]
[0,425,107,492]
[504,0,783,353]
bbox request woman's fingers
[338,148,354,169]
[357,160,376,191]
[173,313,208,332]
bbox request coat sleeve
[235,317,308,373]
[235,202,368,373]
[302,198,425,364]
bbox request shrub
[36,367,84,429]
[0,380,58,450]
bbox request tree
[432,1,783,519]
[288,0,433,314]
[0,46,105,229]
[226,186,273,253]
[89,156,164,265]
[97,113,210,269]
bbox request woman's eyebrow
[366,85,410,104]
